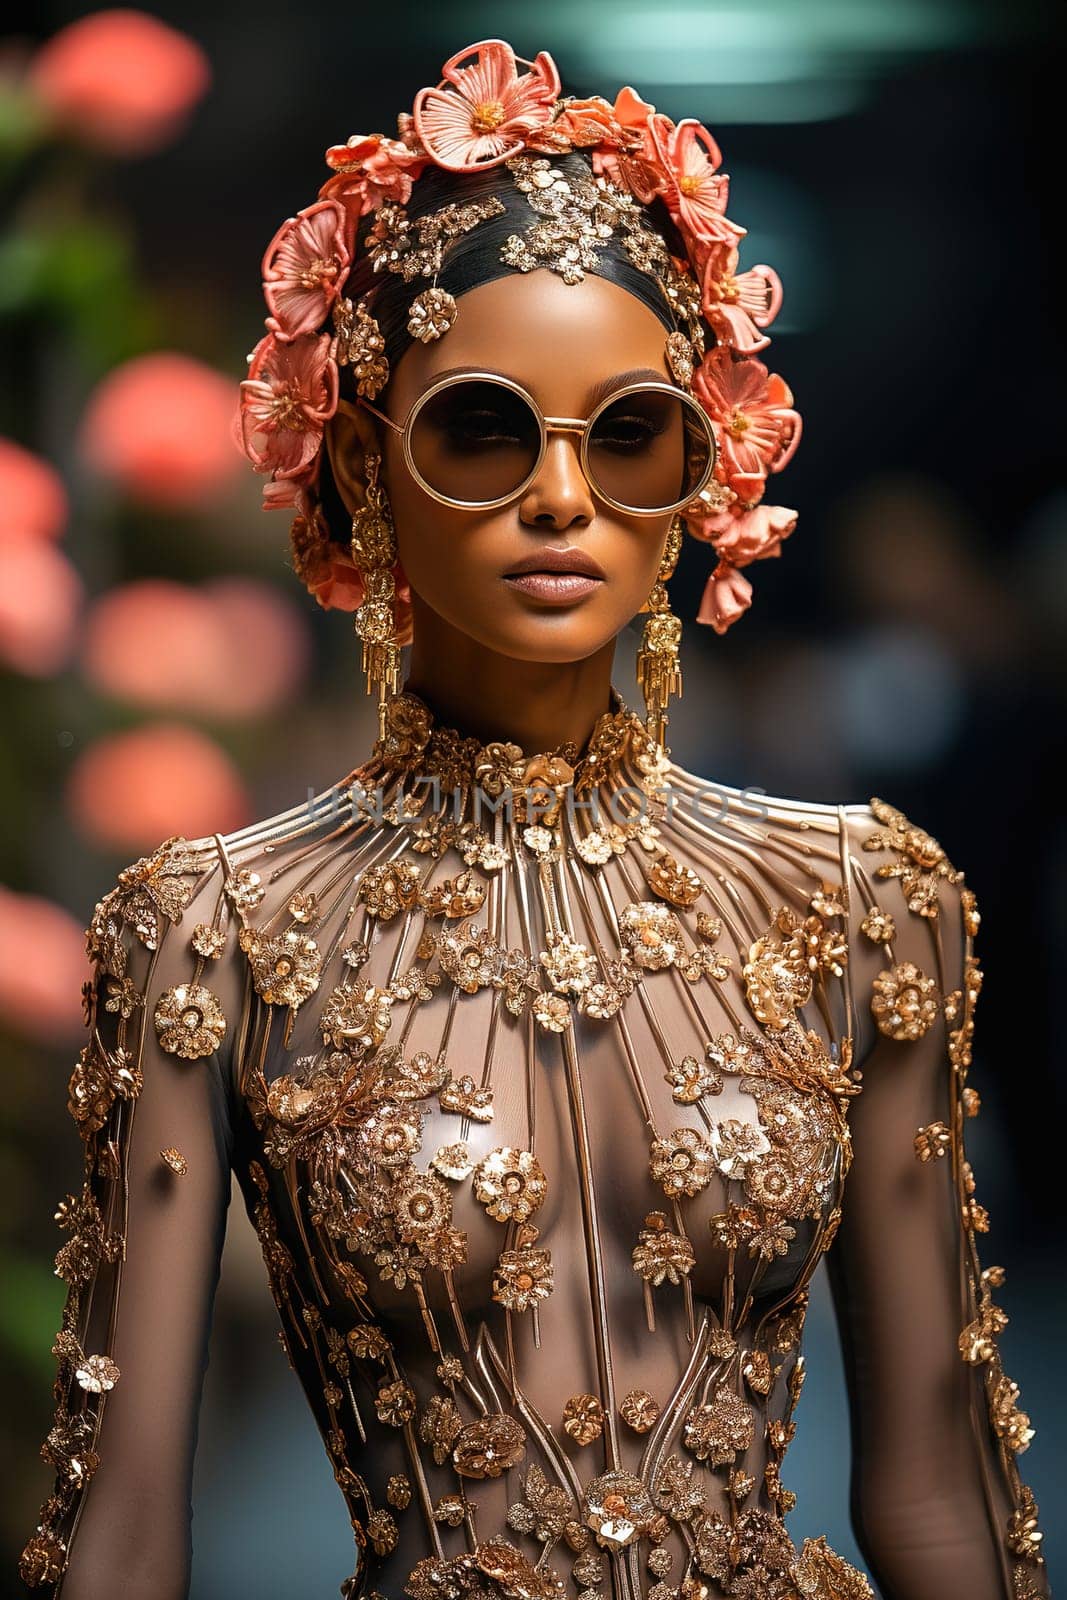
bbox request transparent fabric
[18,686,1051,1600]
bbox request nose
[517,431,596,530]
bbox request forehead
[390,269,673,413]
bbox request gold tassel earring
[636,514,685,750]
[350,451,402,740]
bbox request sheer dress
[18,684,1052,1600]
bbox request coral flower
[652,117,745,251]
[290,517,414,643]
[81,352,241,509]
[29,9,210,156]
[697,559,752,636]
[686,502,798,567]
[322,132,430,212]
[412,39,561,171]
[700,247,783,355]
[693,348,802,491]
[579,88,665,204]
[240,332,338,479]
[262,201,350,341]
[0,438,68,542]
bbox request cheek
[597,519,672,628]
[386,473,507,599]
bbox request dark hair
[318,150,689,545]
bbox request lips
[504,546,606,580]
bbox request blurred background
[2,1,1063,1594]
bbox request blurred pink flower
[0,539,83,674]
[0,438,68,542]
[412,39,560,171]
[0,886,87,1043]
[262,201,350,341]
[80,353,242,509]
[693,348,802,494]
[240,332,338,480]
[697,559,752,636]
[67,722,249,849]
[28,9,211,156]
[201,578,311,715]
[80,577,309,717]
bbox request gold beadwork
[636,515,685,748]
[349,451,402,738]
[333,295,390,398]
[368,196,507,282]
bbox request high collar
[363,681,662,799]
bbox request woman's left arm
[823,797,1051,1600]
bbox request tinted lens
[587,386,712,511]
[409,378,542,504]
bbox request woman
[18,39,1050,1600]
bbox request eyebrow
[426,365,670,411]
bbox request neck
[404,626,618,757]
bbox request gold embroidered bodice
[19,684,1051,1600]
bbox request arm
[824,797,1050,1600]
[18,835,245,1600]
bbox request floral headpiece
[237,39,802,636]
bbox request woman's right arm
[18,835,245,1600]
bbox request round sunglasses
[357,370,718,515]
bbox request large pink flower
[693,348,801,493]
[700,247,783,355]
[322,132,431,211]
[697,559,752,635]
[412,39,561,171]
[262,201,350,341]
[240,332,338,479]
[651,117,745,251]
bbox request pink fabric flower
[693,348,801,493]
[412,39,561,171]
[301,544,414,645]
[700,246,783,355]
[322,133,431,211]
[29,9,210,156]
[650,117,745,250]
[584,88,665,204]
[697,559,752,635]
[685,501,797,567]
[240,332,338,479]
[262,201,350,340]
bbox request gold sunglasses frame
[357,369,718,516]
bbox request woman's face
[375,269,677,665]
